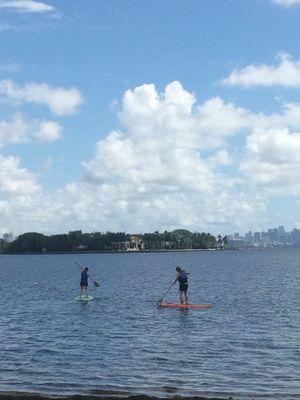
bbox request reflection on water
[0,249,299,398]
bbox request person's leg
[184,290,188,304]
[179,290,184,304]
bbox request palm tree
[217,234,223,249]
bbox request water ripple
[0,250,299,399]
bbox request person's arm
[173,272,179,284]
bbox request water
[0,249,299,399]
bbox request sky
[1,0,300,236]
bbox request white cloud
[271,0,300,7]
[240,127,300,193]
[0,0,55,13]
[0,79,83,115]
[0,113,62,147]
[3,80,300,235]
[78,81,265,233]
[223,53,300,88]
[258,102,300,129]
[208,150,232,167]
[76,82,300,232]
[0,154,40,195]
[119,82,252,152]
[195,97,250,146]
[0,81,259,235]
[33,120,61,141]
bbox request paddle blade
[93,280,100,287]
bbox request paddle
[75,262,100,287]
[157,280,176,306]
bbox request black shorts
[179,283,188,292]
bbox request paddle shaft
[158,281,176,304]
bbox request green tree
[9,232,46,253]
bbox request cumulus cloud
[0,0,56,14]
[119,82,253,152]
[0,81,260,234]
[77,81,267,233]
[33,120,61,141]
[78,81,300,232]
[258,102,300,129]
[223,53,300,88]
[271,0,300,7]
[0,113,62,147]
[3,80,300,235]
[85,82,234,192]
[240,128,300,194]
[208,150,232,167]
[0,154,40,196]
[0,79,83,115]
[46,180,263,235]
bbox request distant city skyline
[226,225,300,247]
[1,1,300,235]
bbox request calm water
[0,249,299,399]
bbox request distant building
[285,232,292,246]
[227,238,245,249]
[268,228,279,244]
[245,231,253,247]
[291,229,300,246]
[127,236,144,251]
[227,225,293,248]
[253,232,260,245]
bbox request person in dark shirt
[174,266,190,304]
[80,267,89,296]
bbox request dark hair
[176,266,181,272]
[85,267,89,271]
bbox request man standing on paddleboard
[80,267,89,296]
[174,266,189,304]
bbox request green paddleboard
[75,294,94,301]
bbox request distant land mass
[0,229,223,254]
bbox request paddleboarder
[80,267,89,296]
[174,266,189,304]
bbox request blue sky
[1,0,300,236]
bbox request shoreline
[0,248,218,256]
[0,394,232,400]
[1,247,293,256]
[0,391,298,400]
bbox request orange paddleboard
[159,303,212,309]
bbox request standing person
[174,266,189,304]
[80,267,89,297]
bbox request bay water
[0,249,299,399]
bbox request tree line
[0,229,227,253]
